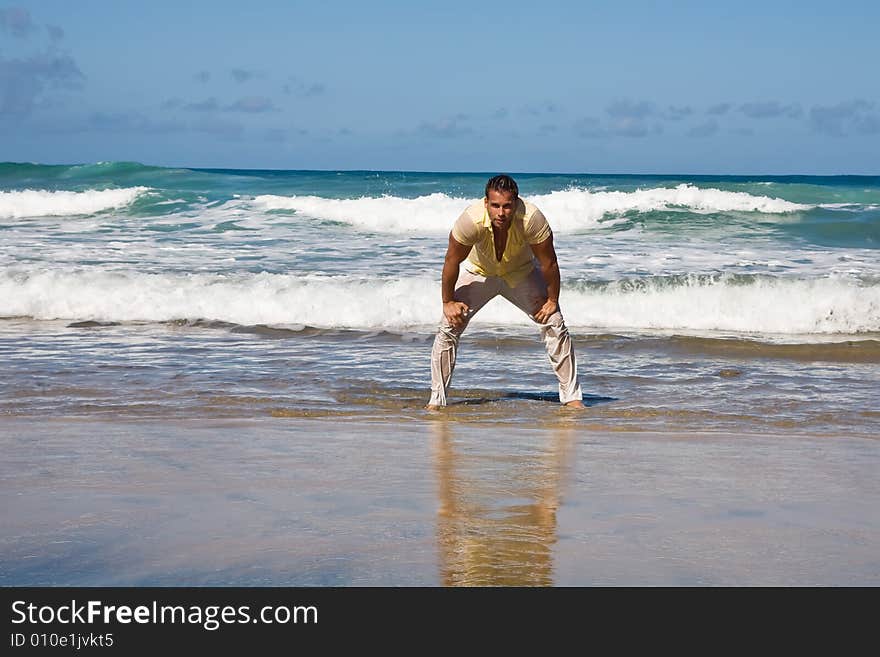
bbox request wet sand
[1,415,878,586]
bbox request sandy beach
[3,414,877,586]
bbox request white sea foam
[0,269,438,328]
[530,185,812,231]
[0,187,149,219]
[251,185,812,233]
[2,268,876,336]
[562,275,879,334]
[252,192,468,233]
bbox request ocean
[3,162,880,586]
[1,162,878,435]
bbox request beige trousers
[429,267,583,406]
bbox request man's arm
[529,234,561,324]
[441,233,472,328]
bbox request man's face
[484,189,517,229]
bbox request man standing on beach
[427,174,585,409]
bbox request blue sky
[1,0,878,173]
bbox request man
[426,174,585,410]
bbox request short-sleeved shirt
[451,198,552,286]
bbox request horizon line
[3,160,880,178]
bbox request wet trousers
[428,267,583,406]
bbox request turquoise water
[1,162,878,433]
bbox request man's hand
[443,301,470,328]
[532,299,558,324]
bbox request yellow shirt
[451,198,552,286]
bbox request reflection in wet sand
[431,419,575,586]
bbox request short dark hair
[485,174,518,199]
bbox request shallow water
[2,318,877,437]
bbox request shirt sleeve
[451,210,480,245]
[524,207,552,244]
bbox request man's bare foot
[563,400,585,409]
[425,404,442,411]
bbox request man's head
[485,174,518,200]
[484,174,519,229]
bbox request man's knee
[539,311,567,331]
[436,324,462,344]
